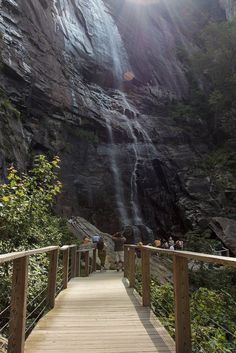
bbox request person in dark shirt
[96,237,107,272]
[111,232,126,272]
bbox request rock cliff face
[219,0,236,19]
[0,0,234,236]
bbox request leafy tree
[0,155,75,335]
[0,155,63,249]
[193,19,236,99]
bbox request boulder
[209,217,236,255]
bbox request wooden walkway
[25,272,175,353]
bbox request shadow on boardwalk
[25,271,175,353]
[123,278,175,352]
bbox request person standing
[96,237,107,271]
[111,232,126,272]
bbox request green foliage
[192,18,236,136]
[172,17,236,134]
[74,128,99,144]
[191,288,236,352]
[0,97,20,118]
[0,89,21,119]
[185,229,221,254]
[193,19,236,105]
[135,275,236,352]
[151,281,175,337]
[0,33,21,119]
[199,148,236,188]
[0,155,64,249]
[171,102,200,121]
[0,155,75,335]
[172,18,236,198]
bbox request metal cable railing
[125,244,236,353]
[0,243,96,353]
[25,302,48,336]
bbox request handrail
[61,245,77,250]
[0,244,97,353]
[126,244,236,266]
[124,244,236,353]
[0,246,59,264]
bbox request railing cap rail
[61,244,77,251]
[77,249,91,253]
[125,244,236,267]
[0,246,60,264]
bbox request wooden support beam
[124,246,129,278]
[92,248,97,272]
[76,251,81,277]
[128,247,136,288]
[173,255,192,353]
[62,248,69,289]
[141,248,150,307]
[84,251,89,277]
[70,246,77,279]
[8,256,29,353]
[47,249,59,309]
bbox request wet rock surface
[0,0,234,239]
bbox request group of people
[153,237,184,250]
[82,231,126,272]
[82,231,184,271]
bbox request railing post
[128,247,136,288]
[76,251,81,277]
[47,249,59,309]
[92,248,97,272]
[70,246,77,278]
[62,248,69,289]
[124,245,129,278]
[84,251,89,277]
[141,248,150,307]
[8,256,29,353]
[173,255,192,353]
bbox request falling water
[105,116,130,225]
[89,0,133,225]
[89,0,156,226]
[53,0,157,227]
[91,0,124,81]
[119,93,144,225]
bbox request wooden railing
[124,244,236,353]
[0,244,97,353]
[76,248,97,277]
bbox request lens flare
[124,71,135,81]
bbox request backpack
[97,240,104,251]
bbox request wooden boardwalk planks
[25,272,175,353]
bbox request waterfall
[105,116,130,226]
[53,0,157,228]
[119,93,144,225]
[88,0,134,226]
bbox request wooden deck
[25,271,175,353]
